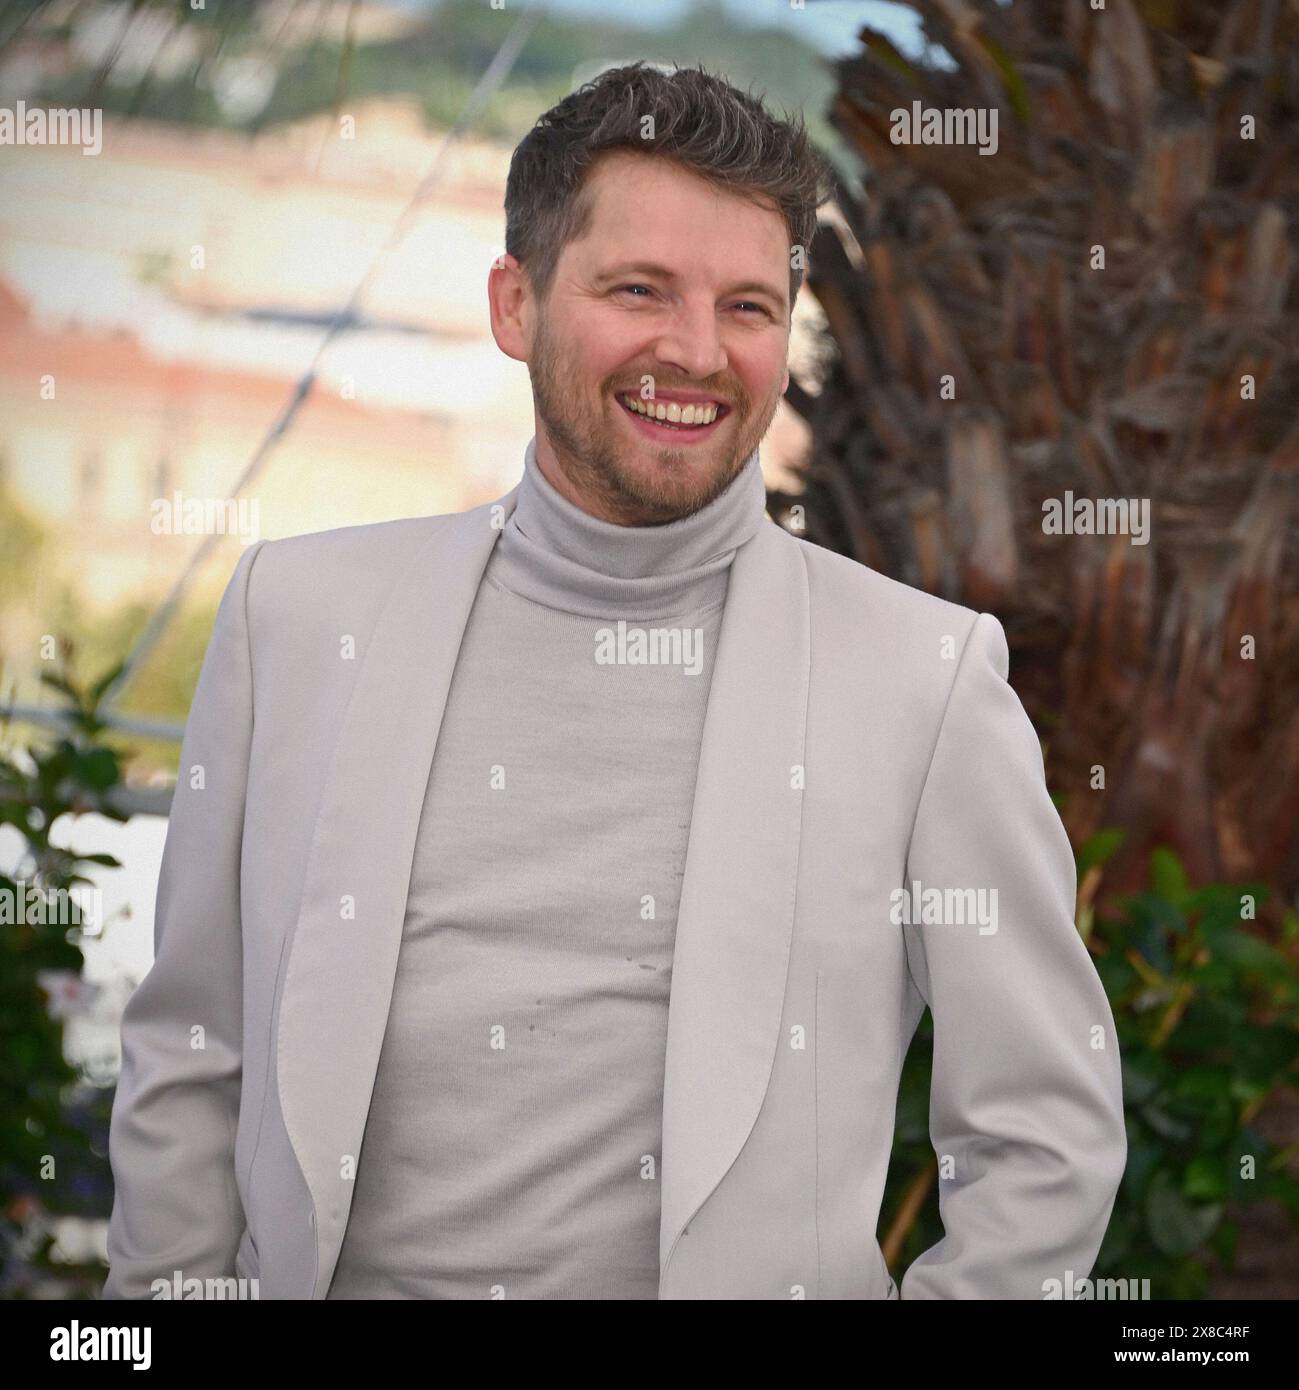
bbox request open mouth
[615,392,731,441]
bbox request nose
[649,299,729,381]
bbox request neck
[483,435,769,620]
[533,429,751,527]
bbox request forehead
[564,151,790,271]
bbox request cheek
[733,348,787,401]
[578,315,644,373]
[727,326,785,368]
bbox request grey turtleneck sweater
[326,437,769,1300]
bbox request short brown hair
[504,62,832,314]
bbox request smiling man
[506,144,792,524]
[104,63,1127,1302]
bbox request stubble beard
[528,312,780,526]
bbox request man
[103,62,1126,1301]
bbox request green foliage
[886,837,1299,1298]
[1094,844,1299,1295]
[34,585,223,782]
[0,474,44,613]
[0,653,130,1299]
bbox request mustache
[611,385,741,407]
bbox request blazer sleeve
[897,611,1126,1299]
[102,540,265,1298]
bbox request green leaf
[1121,1051,1168,1105]
[1150,847,1191,909]
[37,671,77,701]
[1268,1173,1299,1220]
[1231,1024,1299,1079]
[1214,930,1291,981]
[1141,1099,1195,1142]
[860,28,921,85]
[1145,1169,1223,1256]
[1121,1127,1163,1201]
[973,32,1031,127]
[1183,1154,1228,1202]
[1207,1219,1239,1269]
[89,661,127,705]
[1077,826,1125,878]
[1172,1066,1232,1104]
[71,748,119,792]
[1127,890,1186,941]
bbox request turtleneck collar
[484,436,769,620]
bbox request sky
[549,0,924,58]
[389,0,929,61]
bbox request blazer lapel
[276,485,811,1300]
[657,517,811,1292]
[277,487,519,1299]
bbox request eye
[615,285,770,317]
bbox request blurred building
[0,97,818,694]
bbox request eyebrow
[592,261,787,309]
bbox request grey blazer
[103,481,1127,1299]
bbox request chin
[621,452,732,509]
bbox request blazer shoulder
[253,510,448,577]
[223,494,514,644]
[780,529,1013,762]
[785,529,984,642]
[239,497,504,619]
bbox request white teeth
[620,394,720,427]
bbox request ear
[488,253,530,364]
